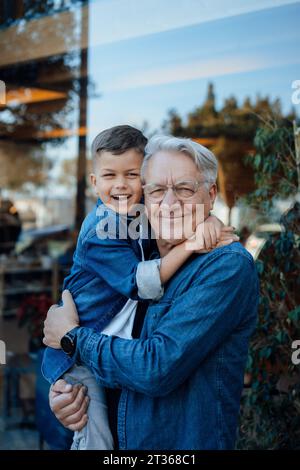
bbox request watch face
[61,335,75,355]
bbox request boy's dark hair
[91,125,147,169]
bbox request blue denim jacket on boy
[42,198,162,384]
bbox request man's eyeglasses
[142,180,207,202]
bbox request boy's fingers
[216,239,235,248]
[221,226,236,232]
[211,227,217,248]
[213,225,218,246]
[204,225,213,250]
[214,226,219,244]
[193,226,205,250]
[219,233,240,241]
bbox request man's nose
[162,187,179,207]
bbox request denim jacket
[42,199,162,383]
[73,242,259,449]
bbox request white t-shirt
[101,235,144,339]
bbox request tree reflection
[0,0,90,226]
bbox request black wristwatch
[60,328,79,356]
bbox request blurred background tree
[0,3,81,191]
[163,89,300,447]
[237,119,300,449]
[0,0,92,229]
[162,83,296,223]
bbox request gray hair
[141,135,218,187]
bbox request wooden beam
[0,4,88,68]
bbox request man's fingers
[55,385,87,420]
[62,289,77,310]
[47,304,60,315]
[66,385,88,415]
[50,383,83,415]
[63,396,90,426]
[51,379,73,394]
[50,389,76,415]
[67,414,88,432]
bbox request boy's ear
[90,173,97,190]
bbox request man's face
[90,149,143,214]
[144,150,217,244]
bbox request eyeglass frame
[142,179,209,202]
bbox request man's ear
[209,183,217,210]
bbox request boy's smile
[90,148,143,214]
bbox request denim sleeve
[74,251,259,396]
[82,230,142,300]
[136,259,164,300]
[82,228,163,300]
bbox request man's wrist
[67,326,80,336]
[60,327,80,356]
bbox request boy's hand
[186,215,223,251]
[216,226,240,248]
[202,214,224,249]
[186,216,239,252]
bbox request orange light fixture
[36,126,87,139]
[0,87,67,107]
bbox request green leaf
[254,154,261,169]
[275,331,286,344]
[288,307,300,325]
[259,347,272,359]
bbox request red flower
[17,294,53,342]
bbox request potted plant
[17,294,53,353]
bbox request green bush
[237,120,300,449]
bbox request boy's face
[90,148,143,214]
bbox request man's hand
[43,290,79,348]
[49,379,89,431]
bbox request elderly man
[43,135,258,450]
